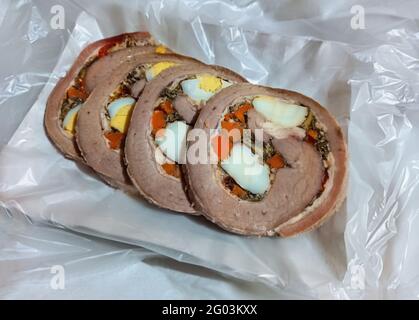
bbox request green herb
[161,85,181,99]
[263,142,276,160]
[166,110,182,123]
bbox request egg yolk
[197,74,222,93]
[155,45,168,54]
[63,111,78,134]
[149,62,176,78]
[110,105,133,133]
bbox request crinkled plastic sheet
[0,208,289,299]
[2,0,419,299]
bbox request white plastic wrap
[1,209,289,299]
[2,0,419,299]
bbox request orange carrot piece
[221,120,243,132]
[223,112,235,121]
[266,154,285,169]
[105,131,125,150]
[211,135,232,161]
[151,110,166,134]
[221,121,243,143]
[162,163,181,178]
[231,184,247,198]
[160,100,174,114]
[234,103,252,123]
[67,86,88,100]
[307,129,318,140]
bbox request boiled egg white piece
[221,143,270,195]
[155,121,190,164]
[63,105,81,135]
[145,61,177,81]
[108,97,136,133]
[252,95,308,128]
[181,74,232,103]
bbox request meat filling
[213,96,330,203]
[151,74,234,178]
[102,62,178,151]
[59,34,158,136]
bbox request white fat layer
[181,79,231,103]
[155,121,190,163]
[221,143,270,195]
[262,121,306,140]
[253,96,308,128]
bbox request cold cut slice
[183,83,347,236]
[125,64,246,213]
[76,54,201,193]
[44,32,165,162]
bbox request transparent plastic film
[1,0,419,299]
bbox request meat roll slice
[125,64,246,213]
[76,53,201,193]
[45,32,169,161]
[184,83,348,236]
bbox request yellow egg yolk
[197,74,222,93]
[63,111,78,135]
[155,45,168,54]
[149,62,176,78]
[110,105,133,133]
